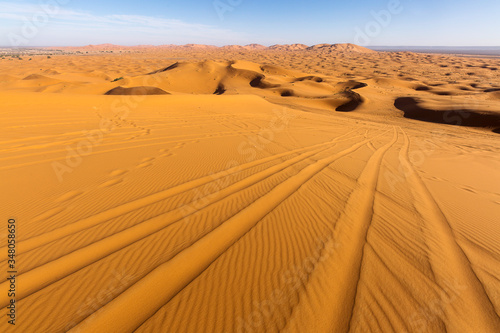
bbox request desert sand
[0,44,499,332]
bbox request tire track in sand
[398,127,500,332]
[0,129,370,307]
[1,129,364,257]
[281,127,398,333]
[68,129,390,333]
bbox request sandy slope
[0,47,499,333]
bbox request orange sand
[0,44,499,332]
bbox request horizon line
[1,44,500,49]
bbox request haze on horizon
[1,0,499,47]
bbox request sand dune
[0,45,499,333]
[104,86,170,95]
[54,43,377,54]
[269,44,309,51]
[244,44,267,50]
[307,43,376,53]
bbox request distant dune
[244,43,267,50]
[54,43,377,53]
[307,43,377,53]
[269,43,309,51]
[8,50,498,133]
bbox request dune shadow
[105,86,170,95]
[280,89,294,97]
[147,62,179,75]
[249,75,279,89]
[343,80,367,90]
[430,91,454,96]
[213,83,226,95]
[394,97,500,132]
[295,76,323,83]
[415,85,431,91]
[336,90,363,112]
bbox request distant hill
[51,43,377,53]
[269,44,309,51]
[307,43,376,53]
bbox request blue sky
[1,0,499,47]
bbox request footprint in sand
[136,162,153,168]
[173,142,187,149]
[98,178,124,188]
[32,207,65,223]
[55,190,84,203]
[136,157,155,168]
[109,169,128,177]
[158,148,173,158]
[461,186,478,194]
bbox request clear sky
[1,0,499,47]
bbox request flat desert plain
[0,44,500,332]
